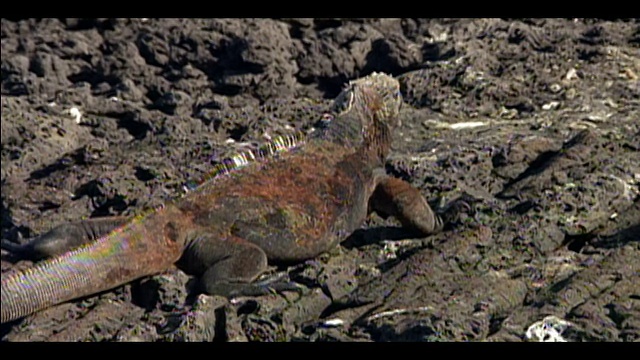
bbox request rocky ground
[0,18,638,342]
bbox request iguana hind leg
[180,233,301,298]
[1,216,131,260]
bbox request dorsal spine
[181,132,306,194]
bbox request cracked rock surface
[1,18,638,342]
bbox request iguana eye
[318,113,333,128]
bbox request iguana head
[330,72,402,160]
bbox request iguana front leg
[1,216,131,260]
[369,176,472,236]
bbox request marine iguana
[1,72,469,324]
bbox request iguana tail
[1,213,184,323]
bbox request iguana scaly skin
[1,73,464,324]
